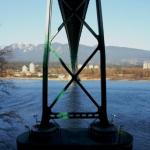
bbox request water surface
[0,79,150,150]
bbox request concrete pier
[17,128,133,150]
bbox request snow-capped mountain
[2,43,150,65]
[8,43,35,52]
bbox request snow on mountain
[2,43,150,65]
[9,43,35,52]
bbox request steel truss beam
[41,0,109,127]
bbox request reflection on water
[56,82,93,128]
[69,83,82,112]
[63,83,83,128]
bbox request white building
[89,64,94,69]
[67,75,72,80]
[148,63,150,69]
[77,64,88,70]
[78,64,82,69]
[94,65,99,69]
[143,62,150,69]
[37,72,43,77]
[84,66,87,69]
[58,74,65,80]
[22,65,28,73]
[26,72,32,76]
[29,62,35,73]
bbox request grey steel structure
[41,0,109,128]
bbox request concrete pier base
[17,128,133,150]
[89,121,119,143]
[29,123,60,140]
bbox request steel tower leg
[96,0,109,127]
[89,0,119,142]
[40,0,53,128]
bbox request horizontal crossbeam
[49,112,100,119]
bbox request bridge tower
[41,0,109,130]
[17,1,133,149]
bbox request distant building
[143,63,147,69]
[14,72,21,77]
[22,65,28,73]
[37,72,43,77]
[29,62,35,73]
[84,66,87,69]
[77,64,88,70]
[89,64,94,69]
[26,72,32,76]
[67,75,72,80]
[148,63,150,69]
[143,62,150,69]
[94,65,99,69]
[58,74,65,80]
[78,64,82,69]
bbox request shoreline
[1,77,150,81]
[0,77,100,81]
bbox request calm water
[0,79,150,150]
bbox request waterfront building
[26,72,32,76]
[143,62,150,69]
[58,74,65,80]
[84,66,87,69]
[37,72,43,77]
[78,64,82,69]
[22,65,28,73]
[29,62,35,73]
[94,65,99,69]
[89,64,94,69]
[148,63,150,69]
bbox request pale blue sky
[0,0,150,50]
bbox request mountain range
[2,43,150,65]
